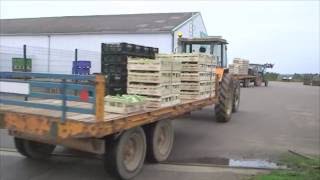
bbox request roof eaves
[171,12,200,32]
[0,30,172,36]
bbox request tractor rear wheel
[215,73,234,122]
[14,137,56,159]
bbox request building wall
[0,14,208,74]
[172,13,207,52]
[0,35,49,48]
[0,33,172,74]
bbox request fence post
[23,45,28,101]
[95,74,105,122]
[74,49,78,74]
[75,48,78,62]
[23,44,27,72]
[61,79,67,122]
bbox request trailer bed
[0,97,217,139]
[233,74,256,80]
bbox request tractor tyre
[215,73,234,122]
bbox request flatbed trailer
[233,74,257,87]
[0,71,238,180]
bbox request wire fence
[0,45,101,74]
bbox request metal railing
[0,72,105,122]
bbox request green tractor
[248,63,274,86]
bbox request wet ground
[0,81,319,180]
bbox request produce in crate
[104,95,146,114]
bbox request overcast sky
[0,0,319,74]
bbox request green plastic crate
[12,58,32,72]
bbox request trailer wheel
[254,76,262,86]
[244,79,249,87]
[104,127,146,180]
[14,137,55,159]
[215,73,234,122]
[232,80,241,113]
[145,120,174,163]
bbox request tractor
[248,63,274,86]
[178,36,241,121]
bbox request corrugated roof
[0,12,199,35]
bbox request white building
[0,12,207,74]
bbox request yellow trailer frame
[0,73,219,154]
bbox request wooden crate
[145,94,180,108]
[128,58,172,71]
[181,81,215,92]
[174,53,212,65]
[181,90,216,100]
[171,83,181,94]
[128,71,172,84]
[156,54,182,71]
[127,83,171,96]
[181,72,212,82]
[104,97,145,114]
[181,63,212,72]
[230,58,249,75]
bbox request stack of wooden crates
[229,58,249,75]
[127,54,181,108]
[175,54,217,101]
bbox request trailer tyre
[14,137,55,159]
[104,127,146,180]
[232,80,241,113]
[145,120,174,163]
[215,74,234,122]
[244,79,249,87]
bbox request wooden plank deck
[0,96,218,139]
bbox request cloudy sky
[0,0,319,74]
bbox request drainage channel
[0,148,286,170]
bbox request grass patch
[252,153,320,180]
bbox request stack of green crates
[12,58,32,72]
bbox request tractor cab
[177,36,228,68]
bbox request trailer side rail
[0,72,105,122]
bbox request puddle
[229,159,281,169]
[166,157,286,169]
